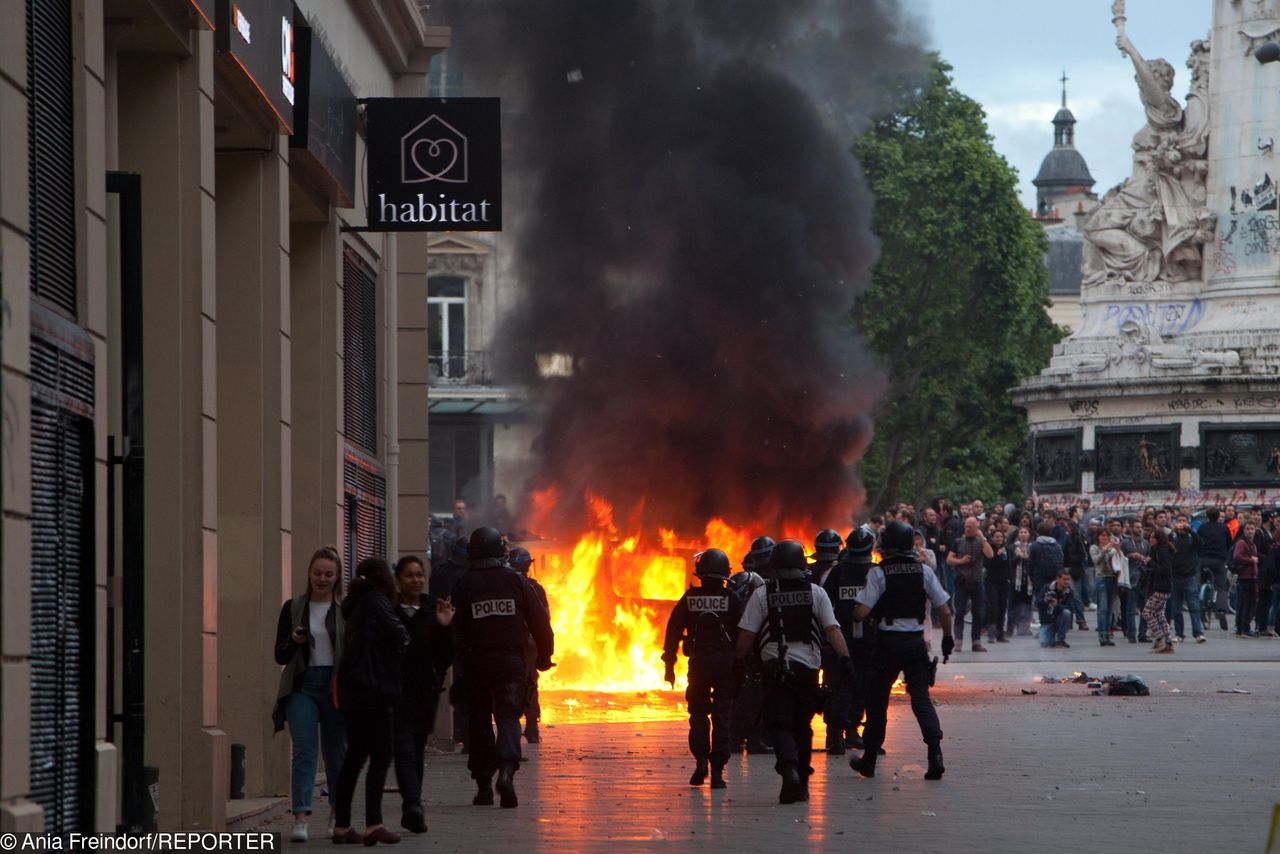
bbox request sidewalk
[263,634,1280,852]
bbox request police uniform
[820,550,875,752]
[853,548,950,779]
[739,574,839,800]
[521,573,549,742]
[451,534,554,808]
[663,574,743,785]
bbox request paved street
[267,631,1279,852]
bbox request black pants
[393,730,427,817]
[862,632,942,755]
[822,640,872,741]
[335,705,394,828]
[686,654,733,765]
[1236,579,1258,634]
[465,652,527,781]
[761,664,819,775]
[986,581,1010,641]
[729,674,766,749]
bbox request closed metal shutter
[26,0,78,317]
[342,247,377,455]
[29,308,95,833]
[343,446,387,577]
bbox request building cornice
[351,0,449,75]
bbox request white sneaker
[327,812,336,836]
[1195,635,1207,643]
[290,819,309,843]
[1086,604,1097,611]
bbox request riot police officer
[851,520,953,781]
[450,527,554,808]
[662,548,743,789]
[728,537,774,754]
[820,527,876,754]
[736,540,851,804]
[509,547,549,744]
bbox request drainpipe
[386,236,399,558]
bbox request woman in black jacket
[272,546,345,843]
[391,555,456,835]
[984,529,1011,643]
[332,558,410,845]
[1143,528,1176,654]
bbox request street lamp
[1256,42,1280,64]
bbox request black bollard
[230,744,246,800]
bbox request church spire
[1053,71,1076,147]
[1061,69,1069,108]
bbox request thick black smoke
[429,1,926,533]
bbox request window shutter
[342,247,377,455]
[343,446,386,576]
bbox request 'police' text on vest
[768,590,813,608]
[472,599,516,619]
[687,595,729,613]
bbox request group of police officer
[663,521,955,804]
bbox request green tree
[852,56,1063,510]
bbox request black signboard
[290,23,356,206]
[364,98,502,232]
[1031,428,1082,493]
[1200,424,1280,487]
[216,0,296,132]
[1094,426,1180,490]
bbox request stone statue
[1082,35,1215,287]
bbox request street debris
[1216,688,1251,694]
[1021,689,1038,695]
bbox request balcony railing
[429,350,495,386]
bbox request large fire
[524,493,814,701]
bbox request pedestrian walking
[1143,529,1175,654]
[391,556,455,835]
[984,529,1011,643]
[1197,507,1233,631]
[332,558,411,845]
[946,517,992,652]
[273,547,347,843]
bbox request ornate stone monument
[1013,0,1280,509]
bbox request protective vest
[823,560,872,640]
[763,578,822,646]
[876,558,927,624]
[456,566,528,652]
[685,586,734,655]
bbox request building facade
[1,0,446,833]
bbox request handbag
[1116,553,1131,590]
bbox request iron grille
[343,445,386,577]
[342,247,378,454]
[26,0,78,317]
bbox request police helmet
[450,535,469,563]
[468,526,506,561]
[694,548,731,580]
[736,571,765,595]
[508,546,533,573]
[745,536,775,570]
[768,539,808,573]
[812,528,842,562]
[843,527,876,564]
[880,520,916,558]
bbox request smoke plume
[430,0,927,534]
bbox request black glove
[536,655,553,672]
[839,656,854,683]
[663,661,676,687]
[941,635,955,662]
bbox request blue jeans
[285,665,347,814]
[1169,575,1204,639]
[1094,576,1117,639]
[1038,608,1072,646]
[1118,588,1138,639]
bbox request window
[428,275,467,379]
[343,247,378,454]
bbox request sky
[913,0,1212,210]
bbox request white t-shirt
[855,564,951,633]
[309,601,335,667]
[738,583,838,670]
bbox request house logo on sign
[401,115,469,184]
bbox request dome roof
[1034,146,1094,188]
[1053,107,1076,125]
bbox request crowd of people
[271,524,553,845]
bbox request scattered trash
[953,675,965,681]
[1104,674,1150,696]
[1071,672,1090,683]
[566,69,584,83]
[1032,675,1044,683]
[1169,689,1182,693]
[1086,680,1103,691]
[921,811,937,817]
[1021,689,1038,695]
[899,764,925,779]
[1217,688,1251,694]
[1158,680,1168,684]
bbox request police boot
[472,777,494,806]
[778,762,804,804]
[495,763,518,808]
[524,722,540,744]
[924,743,945,781]
[709,764,726,790]
[850,750,876,779]
[825,729,845,756]
[689,759,708,786]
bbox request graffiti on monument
[1094,427,1179,490]
[1099,299,1205,335]
[1200,425,1280,487]
[1030,488,1280,510]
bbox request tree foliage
[851,56,1064,509]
